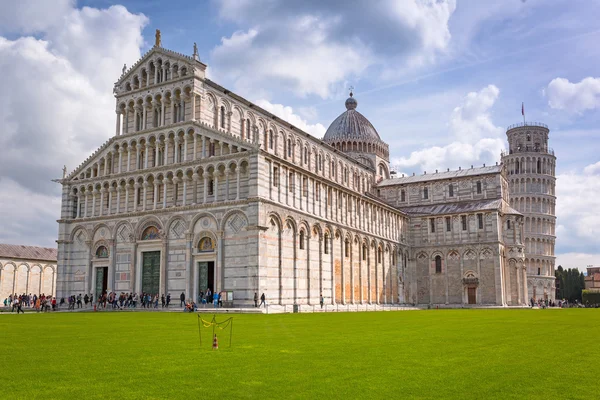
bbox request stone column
[153,183,158,210]
[182,178,188,206]
[193,134,197,160]
[236,167,241,200]
[191,95,196,121]
[142,104,147,130]
[91,189,97,217]
[203,176,208,203]
[202,137,206,158]
[116,187,121,214]
[107,187,114,215]
[144,145,149,169]
[133,183,139,212]
[124,185,129,213]
[162,179,168,208]
[142,182,148,211]
[164,139,169,165]
[115,110,121,136]
[183,136,188,162]
[192,173,199,204]
[117,149,123,174]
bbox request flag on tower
[521,102,524,116]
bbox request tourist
[259,293,266,308]
[52,297,57,311]
[254,292,258,308]
[320,293,324,309]
[218,292,223,308]
[180,292,185,307]
[35,297,41,312]
[154,294,159,309]
[77,294,82,309]
[15,298,24,314]
[166,293,171,307]
[161,294,166,308]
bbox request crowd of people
[3,293,57,313]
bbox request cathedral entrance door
[198,261,215,294]
[467,287,477,304]
[95,267,108,296]
[142,251,161,296]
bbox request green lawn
[0,309,597,399]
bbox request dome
[323,93,380,142]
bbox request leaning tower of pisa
[502,122,557,302]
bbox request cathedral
[55,35,556,307]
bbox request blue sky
[0,0,599,270]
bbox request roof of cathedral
[0,243,57,262]
[378,165,502,186]
[398,198,521,216]
[323,93,381,142]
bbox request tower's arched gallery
[56,42,556,306]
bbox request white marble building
[55,36,554,306]
[0,244,57,300]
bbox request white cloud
[255,100,326,138]
[583,161,600,175]
[392,84,504,173]
[0,0,73,34]
[211,0,456,98]
[0,2,147,246]
[555,163,600,255]
[547,77,600,113]
[449,84,503,141]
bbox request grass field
[0,309,597,399]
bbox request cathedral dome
[323,93,381,142]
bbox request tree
[555,266,585,302]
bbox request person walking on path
[254,292,258,308]
[320,293,324,309]
[166,293,171,308]
[259,293,266,308]
[161,294,166,308]
[15,298,24,314]
[180,292,185,308]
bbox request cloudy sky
[0,0,598,270]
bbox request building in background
[585,266,600,291]
[502,123,557,302]
[0,244,57,300]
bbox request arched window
[269,130,274,149]
[198,237,215,252]
[299,231,305,250]
[516,160,520,174]
[141,226,160,240]
[96,246,109,258]
[246,119,251,140]
[435,255,442,273]
[378,248,382,264]
[423,187,428,199]
[537,159,541,173]
[527,133,531,141]
[401,189,405,202]
[220,106,225,128]
[323,234,329,254]
[362,244,367,261]
[287,139,292,157]
[507,220,511,230]
[344,239,349,257]
[449,184,454,197]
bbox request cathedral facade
[55,41,555,307]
